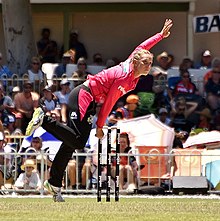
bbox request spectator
[108,94,139,126]
[18,136,52,180]
[204,64,220,112]
[170,96,198,133]
[195,107,212,131]
[13,81,39,134]
[13,159,41,193]
[150,51,171,107]
[27,56,44,93]
[168,69,198,101]
[53,79,71,124]
[179,57,194,71]
[72,57,91,87]
[92,53,104,66]
[37,28,58,63]
[0,52,13,78]
[40,85,61,122]
[203,57,220,85]
[68,30,87,63]
[151,51,171,77]
[55,50,76,78]
[157,107,171,126]
[0,83,16,134]
[195,50,212,69]
[106,59,115,69]
[111,132,137,191]
[0,131,13,188]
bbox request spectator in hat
[108,94,139,125]
[13,81,39,134]
[55,49,76,78]
[54,79,71,124]
[151,51,172,77]
[195,107,212,131]
[195,50,212,69]
[14,159,41,193]
[157,107,171,126]
[150,51,172,106]
[40,85,61,121]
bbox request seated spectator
[92,53,104,66]
[0,83,16,134]
[37,28,58,63]
[0,131,13,188]
[55,50,76,78]
[195,107,212,131]
[105,59,115,69]
[18,136,52,180]
[111,132,137,191]
[195,50,212,69]
[72,57,90,87]
[53,79,71,124]
[26,56,44,93]
[170,96,198,133]
[157,107,171,126]
[168,69,197,100]
[168,69,204,109]
[13,81,39,134]
[151,51,171,77]
[0,52,13,78]
[108,94,139,126]
[68,30,87,63]
[204,64,220,112]
[150,52,171,107]
[40,85,61,122]
[179,57,194,71]
[203,57,220,85]
[13,159,41,193]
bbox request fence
[1,145,220,195]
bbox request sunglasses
[32,140,40,143]
[182,75,190,78]
[32,62,40,65]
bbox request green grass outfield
[0,196,220,221]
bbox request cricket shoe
[44,180,65,202]
[25,107,44,136]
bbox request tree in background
[2,0,37,76]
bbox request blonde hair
[133,49,153,62]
